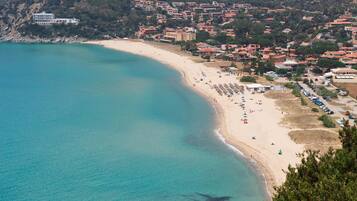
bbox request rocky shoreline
[0,35,87,44]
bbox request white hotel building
[33,12,79,25]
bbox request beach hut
[246,84,271,93]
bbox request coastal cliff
[0,0,44,41]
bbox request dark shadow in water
[182,193,231,201]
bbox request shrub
[293,76,302,81]
[265,75,274,81]
[318,115,336,128]
[240,76,256,83]
[284,82,295,89]
[300,97,307,106]
[311,108,319,112]
[292,87,301,97]
[242,67,251,73]
[317,86,337,99]
[285,82,302,97]
[303,78,309,84]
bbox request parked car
[314,101,323,106]
[311,97,318,101]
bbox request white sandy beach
[85,39,304,197]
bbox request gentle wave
[214,129,245,157]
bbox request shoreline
[191,82,276,198]
[85,39,304,199]
[210,97,275,198]
[0,36,86,44]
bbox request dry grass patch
[266,90,341,153]
[257,77,273,85]
[289,130,340,153]
[283,115,322,129]
[289,130,339,144]
[277,99,308,114]
[265,91,323,129]
[264,90,292,99]
[334,83,357,99]
[341,105,353,111]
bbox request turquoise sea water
[0,43,265,201]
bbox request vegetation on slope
[22,0,147,39]
[1,0,147,39]
[2,0,356,41]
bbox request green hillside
[0,0,147,39]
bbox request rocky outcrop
[0,35,86,43]
[0,0,45,40]
[0,0,86,43]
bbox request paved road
[298,81,346,121]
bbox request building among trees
[161,27,196,42]
[32,12,79,26]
